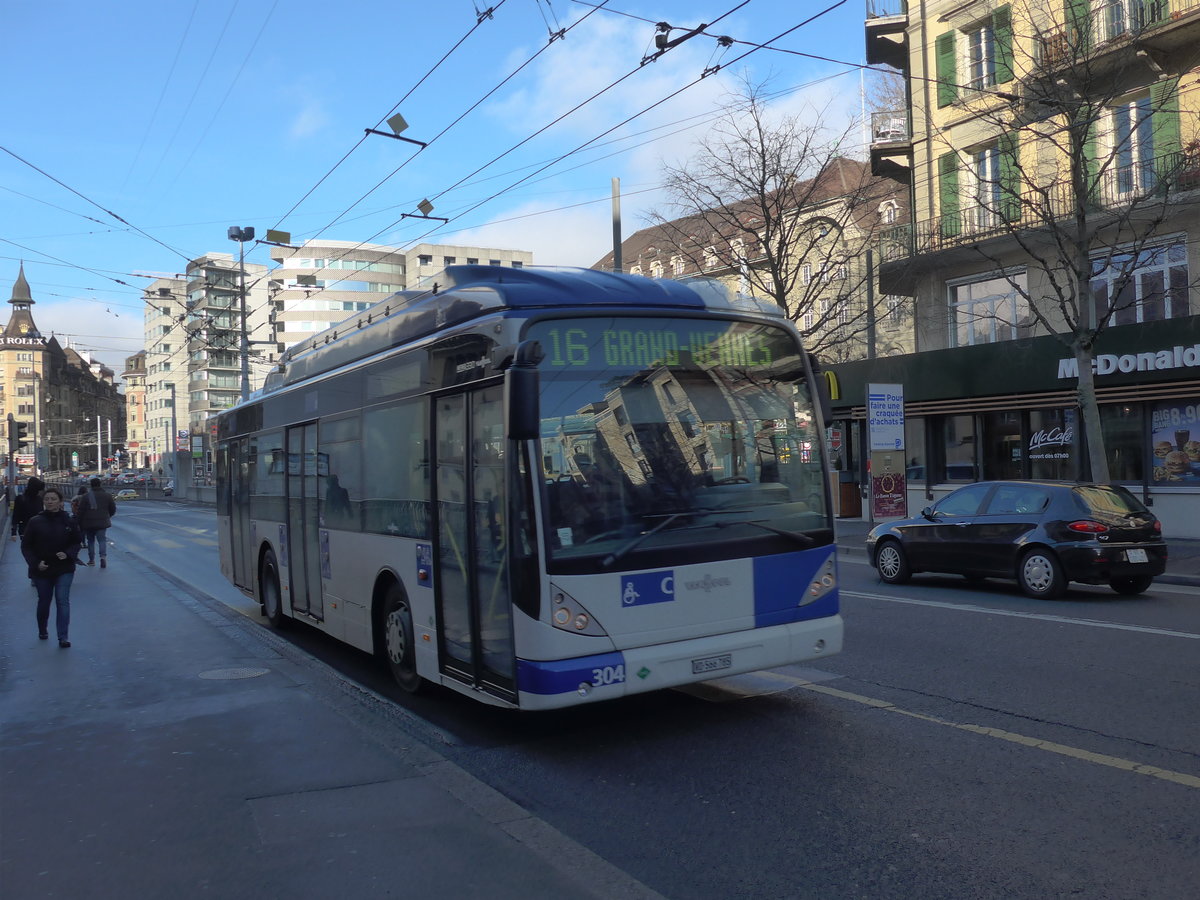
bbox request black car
[865,481,1167,599]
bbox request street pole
[96,415,101,474]
[167,382,177,480]
[228,225,255,401]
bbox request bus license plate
[692,653,732,675]
[1126,548,1148,563]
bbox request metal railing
[878,149,1196,261]
[1036,0,1197,68]
[866,0,907,18]
[871,111,910,143]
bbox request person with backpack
[77,477,117,568]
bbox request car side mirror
[921,506,936,520]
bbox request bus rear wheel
[261,549,286,629]
[383,584,423,694]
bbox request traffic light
[14,421,29,449]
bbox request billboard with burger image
[1149,401,1200,483]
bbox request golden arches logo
[822,370,840,401]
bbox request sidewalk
[0,534,662,899]
[834,518,1200,587]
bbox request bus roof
[260,265,786,395]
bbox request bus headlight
[547,584,607,636]
[803,556,837,605]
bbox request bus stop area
[0,512,661,900]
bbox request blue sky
[2,0,871,376]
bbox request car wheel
[382,583,423,694]
[1109,575,1153,596]
[261,549,287,628]
[1018,549,1066,599]
[875,539,911,584]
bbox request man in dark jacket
[10,476,44,541]
[78,477,117,568]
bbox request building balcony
[870,110,912,180]
[876,149,1196,290]
[865,0,908,69]
[1035,0,1200,78]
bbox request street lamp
[228,226,255,401]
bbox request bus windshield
[527,316,830,568]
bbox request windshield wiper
[714,519,815,546]
[601,512,694,568]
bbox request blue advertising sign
[867,383,905,451]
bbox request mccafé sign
[1058,343,1200,379]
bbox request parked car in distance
[162,479,174,497]
[866,481,1167,599]
[115,489,139,501]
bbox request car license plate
[1126,548,1148,563]
[692,653,732,675]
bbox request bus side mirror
[504,340,543,441]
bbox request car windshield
[526,316,830,570]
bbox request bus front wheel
[383,584,423,694]
[261,549,286,629]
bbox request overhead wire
[266,0,512,236]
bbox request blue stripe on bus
[753,548,839,627]
[517,652,627,695]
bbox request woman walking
[21,487,83,648]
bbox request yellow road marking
[789,679,1200,790]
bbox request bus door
[434,385,515,697]
[228,437,253,590]
[286,423,325,620]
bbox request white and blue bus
[215,266,842,709]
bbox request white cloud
[289,101,329,140]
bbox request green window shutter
[994,5,1013,84]
[939,151,962,237]
[999,133,1022,222]
[1081,120,1099,208]
[935,32,957,108]
[1066,0,1092,54]
[1151,77,1182,189]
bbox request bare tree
[920,1,1195,481]
[646,81,905,363]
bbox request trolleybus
[215,266,842,709]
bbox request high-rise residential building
[268,241,534,351]
[823,0,1200,537]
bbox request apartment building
[592,157,913,365]
[268,241,534,352]
[827,0,1200,536]
[120,351,147,469]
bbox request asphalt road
[108,503,1200,900]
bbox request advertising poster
[871,465,907,518]
[1149,400,1200,484]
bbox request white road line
[843,590,1200,639]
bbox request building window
[672,256,684,276]
[467,258,478,265]
[443,257,456,266]
[511,260,523,268]
[949,271,1032,346]
[968,144,1002,230]
[1107,94,1155,200]
[879,200,899,224]
[965,21,996,91]
[418,255,432,265]
[650,261,663,279]
[1090,240,1189,325]
[489,259,501,266]
[801,263,812,285]
[704,247,717,269]
[942,415,976,480]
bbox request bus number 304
[591,664,626,686]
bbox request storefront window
[942,415,976,480]
[905,418,926,481]
[1029,408,1080,481]
[1101,404,1143,482]
[983,411,1023,479]
[1090,241,1189,326]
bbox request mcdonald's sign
[822,369,840,401]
